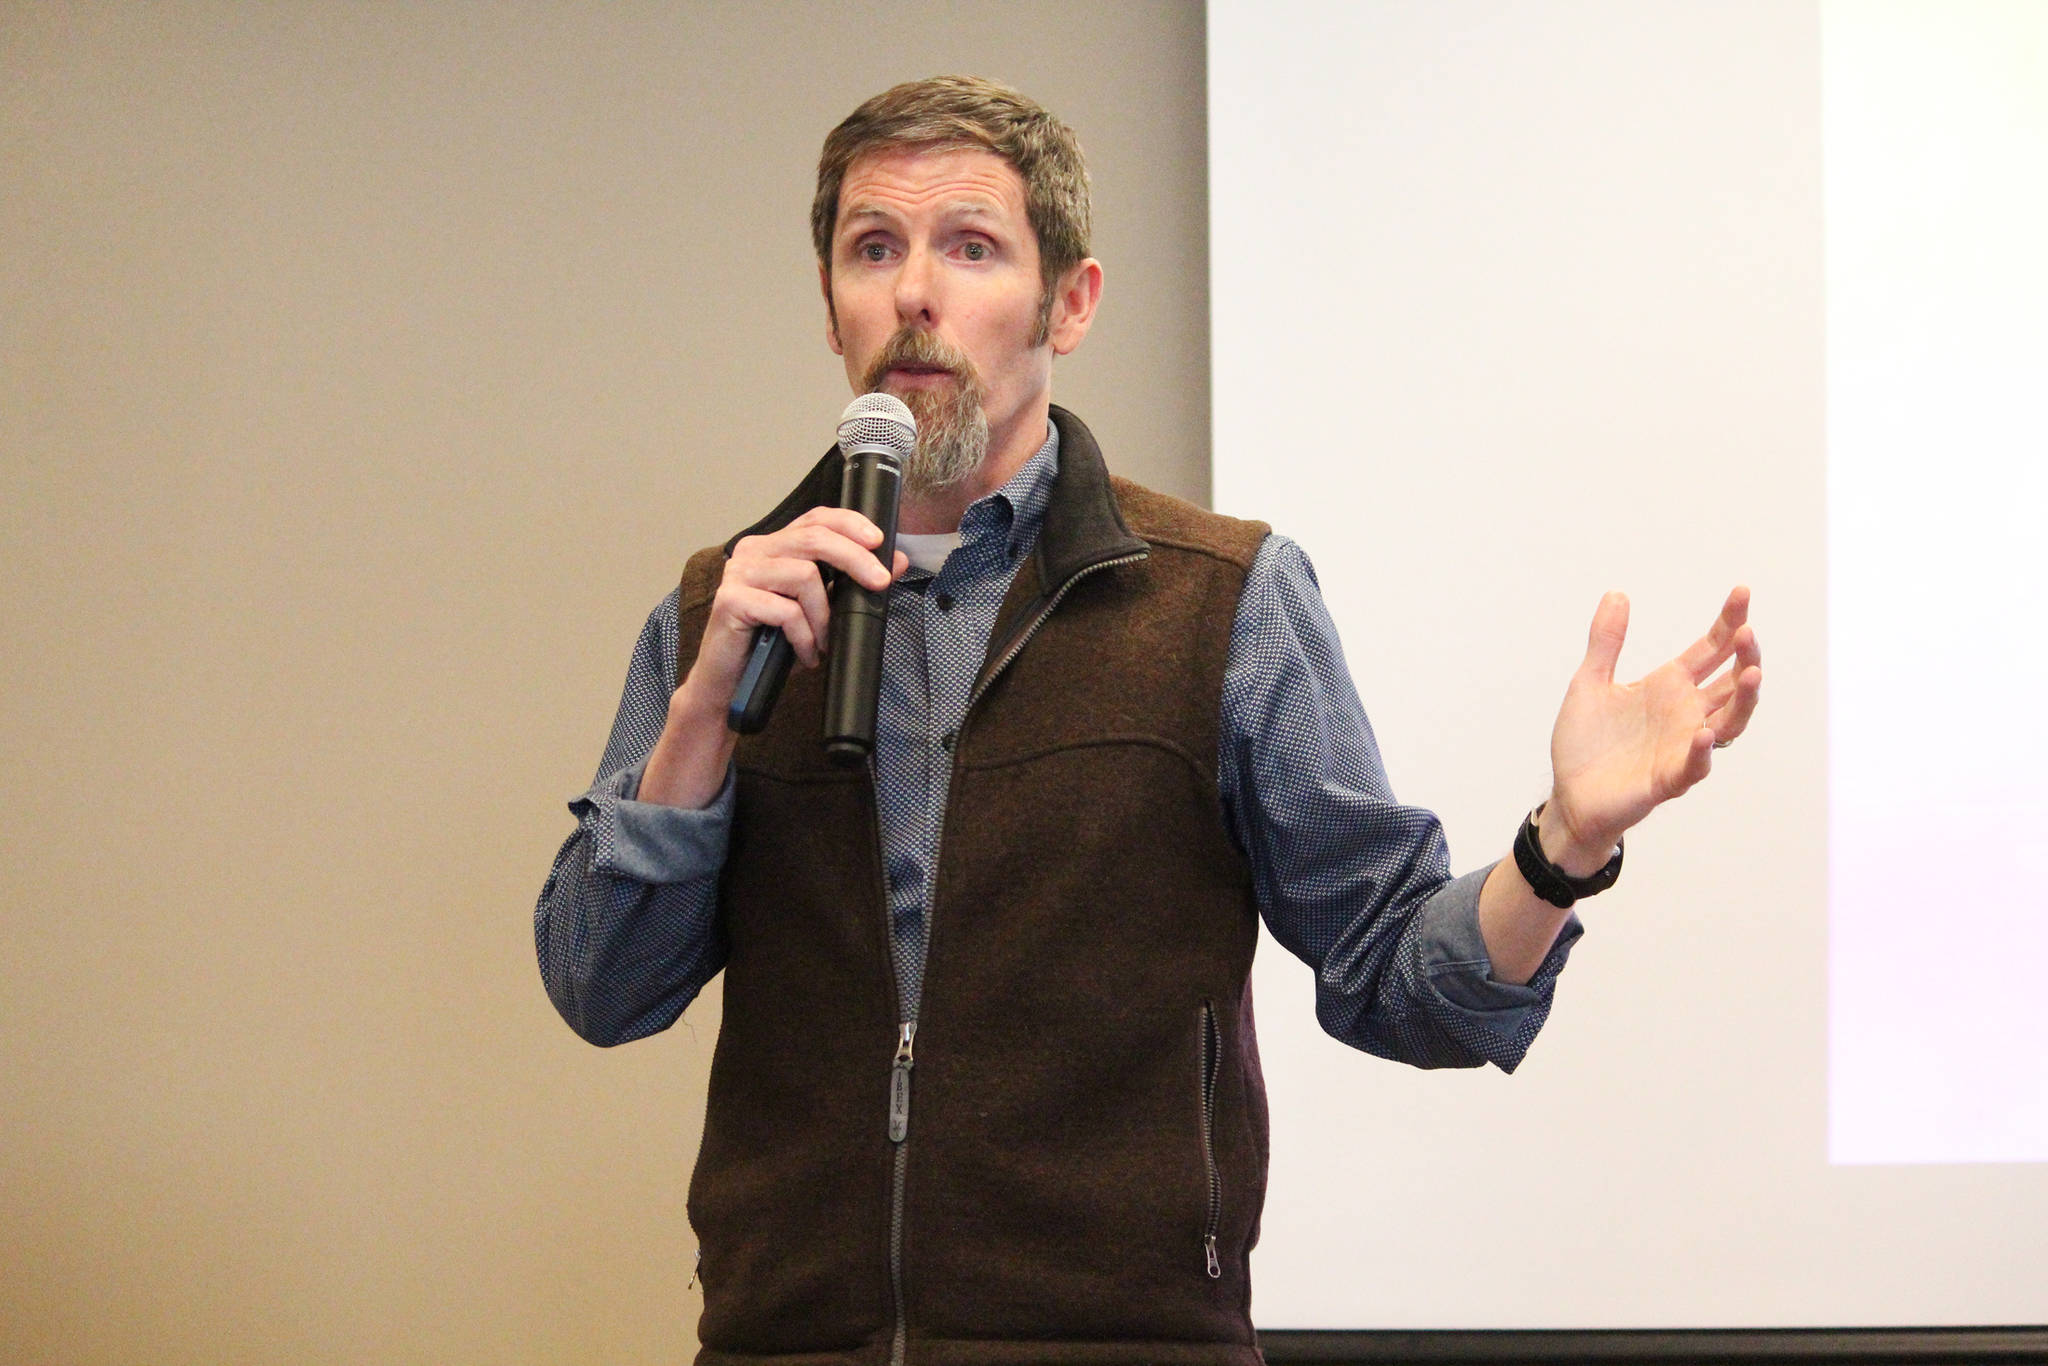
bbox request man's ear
[1048,258,1104,357]
[820,261,843,355]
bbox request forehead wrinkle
[838,149,1026,226]
[837,194,1011,239]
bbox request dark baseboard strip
[1256,1326,2048,1364]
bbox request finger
[735,506,887,555]
[1733,619,1761,673]
[726,558,835,664]
[1698,621,1762,735]
[1655,724,1716,806]
[784,505,886,550]
[1698,672,1737,715]
[1708,663,1763,742]
[748,522,894,592]
[1579,591,1629,685]
[1695,624,1758,710]
[1677,585,1751,684]
[767,562,835,662]
[716,581,822,669]
[1680,725,1715,793]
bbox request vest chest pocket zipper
[1198,1000,1223,1279]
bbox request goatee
[860,329,990,498]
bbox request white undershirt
[894,530,963,575]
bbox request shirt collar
[957,420,1060,563]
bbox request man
[537,77,1761,1365]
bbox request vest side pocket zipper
[1199,1000,1223,1279]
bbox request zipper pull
[687,1246,701,1291]
[889,1021,916,1143]
[1205,1235,1221,1280]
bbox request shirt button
[935,592,955,612]
[940,729,957,752]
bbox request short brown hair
[812,76,1092,343]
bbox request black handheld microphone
[726,393,915,741]
[821,393,913,764]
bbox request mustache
[860,328,984,394]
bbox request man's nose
[893,244,939,326]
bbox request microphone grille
[838,392,917,462]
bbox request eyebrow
[838,198,1004,232]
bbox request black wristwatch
[1512,806,1623,909]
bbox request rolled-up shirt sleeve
[535,590,731,1046]
[582,757,735,885]
[1218,535,1580,1073]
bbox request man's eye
[859,242,889,262]
[961,241,989,262]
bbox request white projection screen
[1209,0,2048,1333]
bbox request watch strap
[1513,806,1623,909]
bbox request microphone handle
[822,451,903,765]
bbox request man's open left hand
[1541,586,1763,870]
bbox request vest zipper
[889,1140,910,1366]
[1199,1000,1223,1279]
[887,1019,915,1366]
[889,547,1146,1366]
[966,551,1149,712]
[889,1021,916,1142]
[861,767,915,1366]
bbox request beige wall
[0,5,1208,1362]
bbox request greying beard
[898,386,989,497]
[860,329,990,498]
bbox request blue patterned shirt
[537,425,1579,1070]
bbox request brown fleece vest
[677,409,1271,1366]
